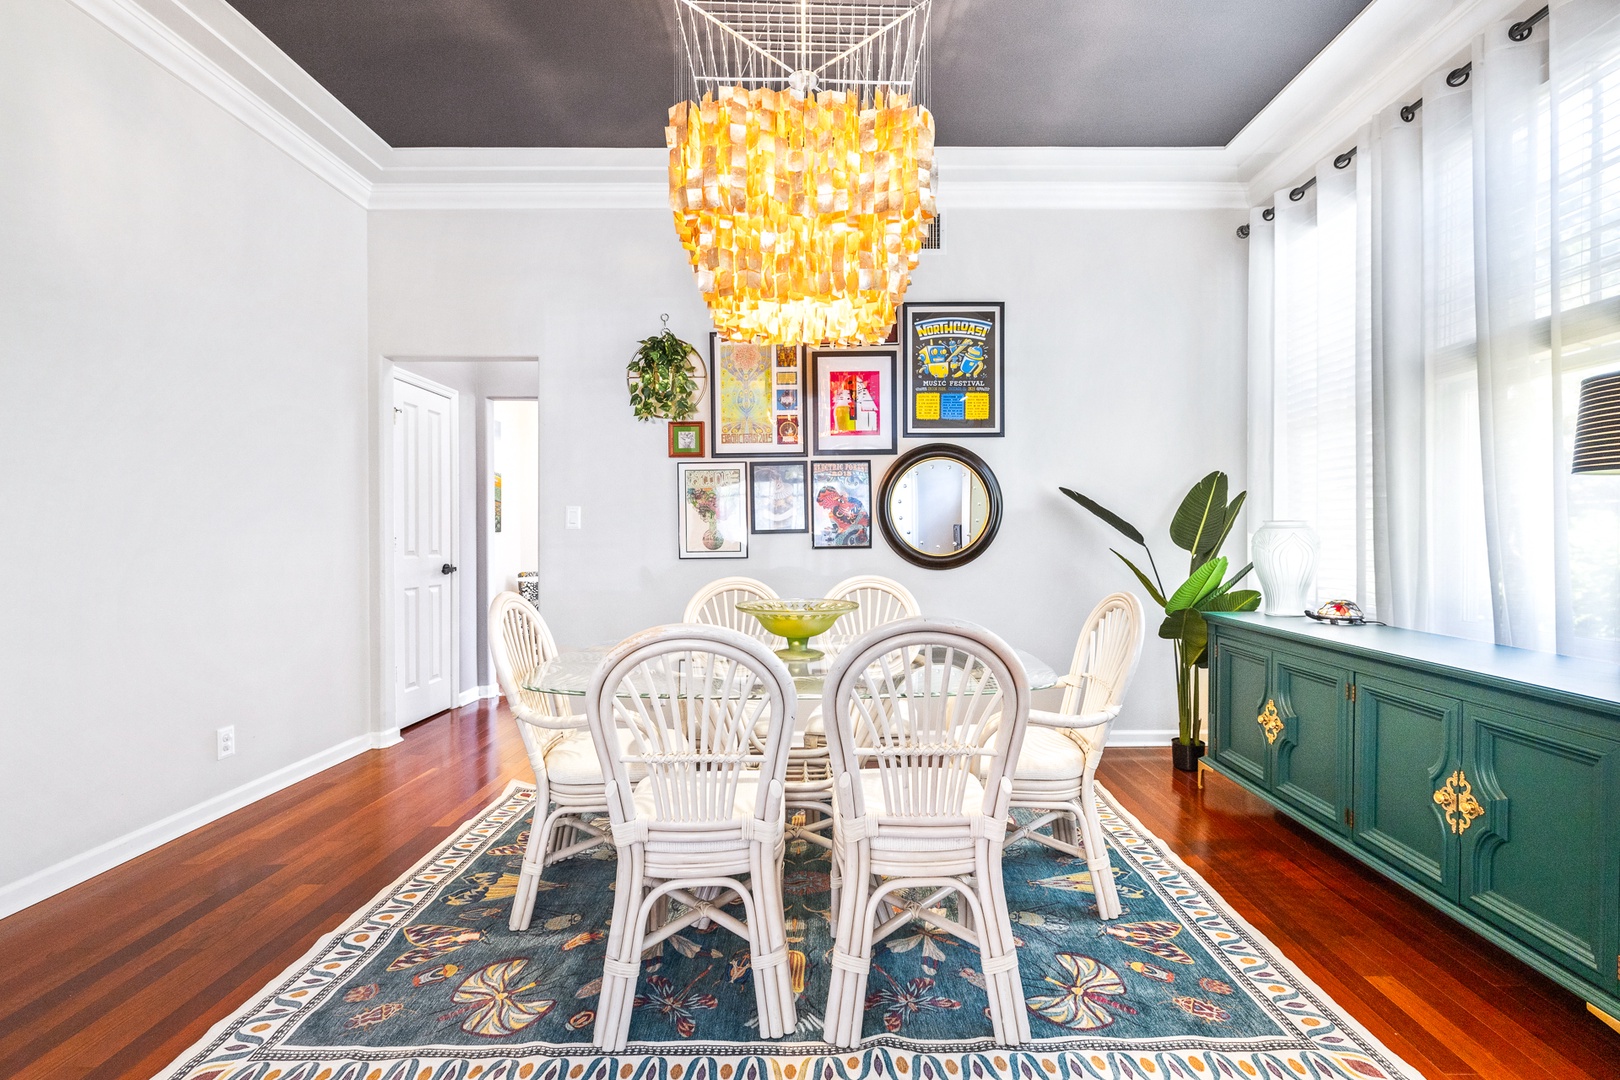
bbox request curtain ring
[1447,63,1472,88]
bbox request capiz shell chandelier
[668,1,937,345]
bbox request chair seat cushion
[1012,726,1087,781]
[545,728,646,785]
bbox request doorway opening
[389,359,539,732]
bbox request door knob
[441,563,458,575]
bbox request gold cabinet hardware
[1433,769,1486,835]
[1257,699,1283,744]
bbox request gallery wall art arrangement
[655,305,1005,564]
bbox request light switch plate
[565,506,582,530]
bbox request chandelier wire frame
[667,1,937,345]
[673,1,931,108]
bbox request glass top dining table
[520,645,1060,700]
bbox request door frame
[378,363,462,742]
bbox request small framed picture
[902,301,1005,437]
[668,420,706,458]
[677,462,749,559]
[809,348,898,456]
[750,461,808,534]
[810,459,873,548]
[711,336,806,457]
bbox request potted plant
[1061,471,1261,771]
[627,323,704,422]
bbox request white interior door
[394,374,458,726]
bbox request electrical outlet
[565,505,582,530]
[217,725,236,760]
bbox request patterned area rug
[159,782,1422,1080]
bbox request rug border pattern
[157,781,1425,1080]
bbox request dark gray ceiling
[229,0,1372,148]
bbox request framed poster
[710,336,805,457]
[810,459,873,548]
[749,461,808,534]
[809,348,898,455]
[677,462,749,559]
[667,420,706,458]
[901,302,1005,437]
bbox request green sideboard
[1204,612,1620,1029]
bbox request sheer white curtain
[1251,0,1620,659]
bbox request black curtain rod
[1400,8,1547,122]
[1236,147,1357,236]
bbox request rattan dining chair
[783,575,925,852]
[821,574,922,651]
[1006,592,1145,920]
[587,623,799,1051]
[820,617,1033,1047]
[683,576,783,648]
[489,592,648,932]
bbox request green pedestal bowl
[735,598,860,662]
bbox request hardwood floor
[0,702,1614,1078]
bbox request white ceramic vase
[1253,520,1319,617]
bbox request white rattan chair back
[683,576,782,646]
[587,623,795,830]
[821,574,922,650]
[822,617,1030,821]
[489,591,579,729]
[1059,592,1146,719]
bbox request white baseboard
[0,732,378,921]
[456,685,502,708]
[1104,728,1181,748]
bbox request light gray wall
[369,205,1249,739]
[393,359,539,696]
[0,0,370,900]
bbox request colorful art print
[775,388,798,411]
[809,349,898,456]
[493,473,502,533]
[902,302,1005,437]
[667,420,706,458]
[677,463,748,559]
[810,460,873,548]
[710,336,806,457]
[749,461,808,534]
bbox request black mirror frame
[877,443,1003,570]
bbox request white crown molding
[68,0,384,206]
[1231,0,1535,202]
[0,732,378,919]
[70,0,1541,210]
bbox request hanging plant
[626,323,705,422]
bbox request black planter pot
[1171,740,1206,772]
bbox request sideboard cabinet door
[1271,650,1353,833]
[1213,636,1272,788]
[1352,676,1461,899]
[1457,702,1620,991]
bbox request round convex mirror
[878,444,1003,569]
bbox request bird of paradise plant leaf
[1026,953,1137,1031]
[863,966,962,1034]
[385,925,483,971]
[1098,920,1196,965]
[448,959,556,1037]
[633,966,720,1038]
